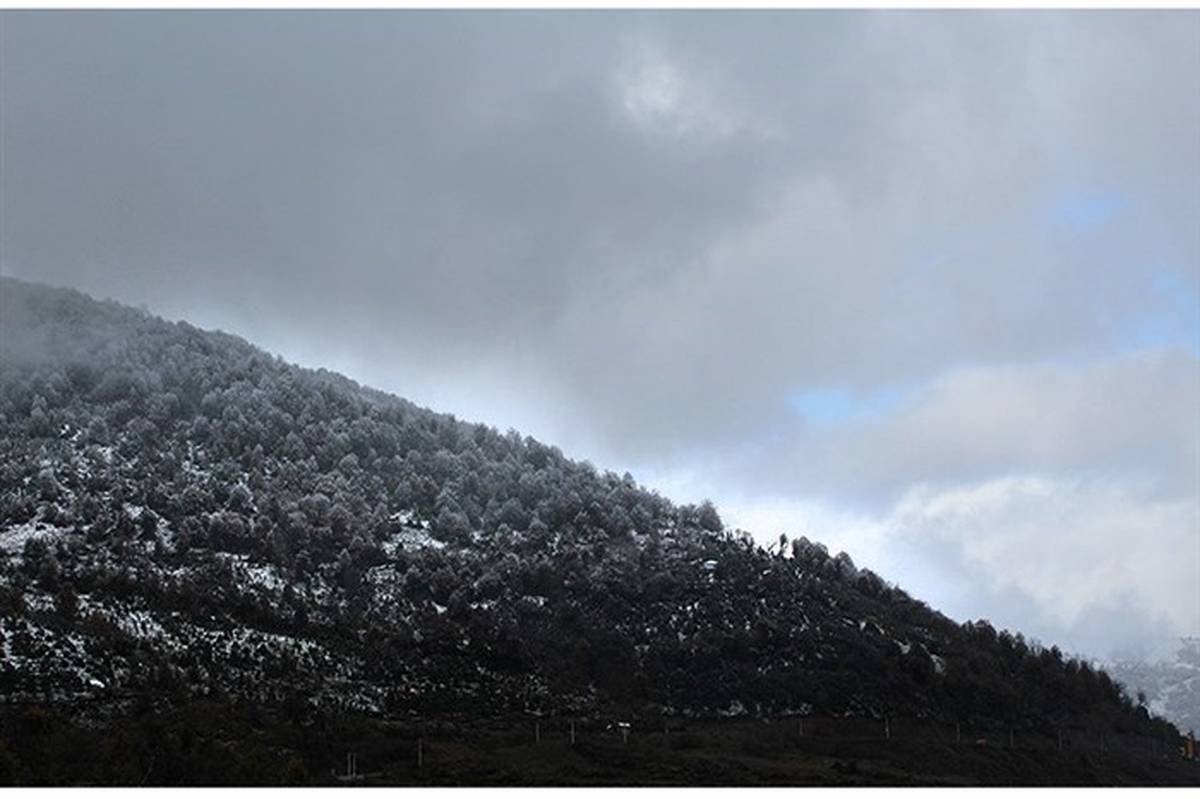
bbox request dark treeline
[3,701,1196,786]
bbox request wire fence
[340,712,1199,776]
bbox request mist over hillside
[1105,640,1200,739]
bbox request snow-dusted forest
[0,278,1192,784]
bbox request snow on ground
[0,520,64,554]
[115,608,168,640]
[389,509,422,527]
[383,525,445,553]
[238,561,288,592]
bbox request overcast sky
[2,10,1197,661]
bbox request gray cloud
[2,11,1197,657]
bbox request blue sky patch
[1121,265,1200,355]
[1050,189,1129,232]
[787,383,916,427]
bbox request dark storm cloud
[1,12,778,375]
[2,11,1197,657]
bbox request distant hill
[1106,639,1200,737]
[0,277,1193,785]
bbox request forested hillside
[0,278,1191,784]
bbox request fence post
[417,738,424,769]
[535,721,541,744]
[799,717,805,738]
[570,720,576,746]
[956,722,961,745]
[884,717,891,741]
[1058,730,1063,752]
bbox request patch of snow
[385,526,444,553]
[238,561,287,592]
[0,521,63,554]
[390,509,420,526]
[116,609,168,640]
[718,700,748,717]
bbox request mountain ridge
[0,276,1193,784]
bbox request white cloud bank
[674,349,1199,659]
